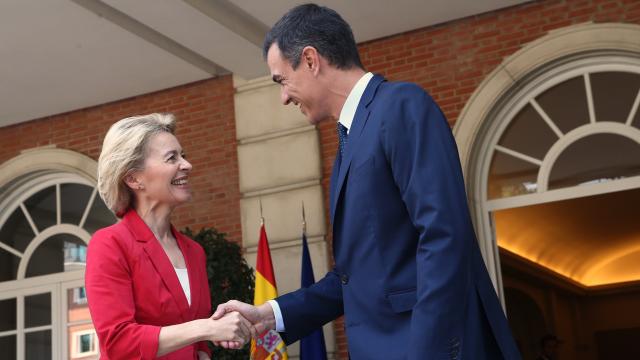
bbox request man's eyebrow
[272,75,283,84]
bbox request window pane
[82,197,116,235]
[536,76,590,134]
[498,104,557,161]
[549,134,640,189]
[61,184,93,225]
[80,333,93,352]
[25,330,51,360]
[0,298,16,331]
[633,100,640,130]
[26,234,86,277]
[488,151,539,199]
[24,186,57,232]
[67,287,91,323]
[25,293,51,328]
[0,250,19,282]
[591,72,640,123]
[0,336,16,360]
[0,207,34,254]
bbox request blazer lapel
[123,210,190,321]
[330,74,385,226]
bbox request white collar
[338,72,374,134]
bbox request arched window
[0,171,116,282]
[454,23,640,300]
[486,66,640,202]
[0,150,116,359]
[480,56,640,286]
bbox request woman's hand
[205,311,253,347]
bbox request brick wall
[0,75,242,242]
[2,0,639,357]
[318,0,640,358]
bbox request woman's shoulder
[89,220,135,249]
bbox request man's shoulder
[375,78,430,102]
[371,78,433,110]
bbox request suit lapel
[330,75,385,226]
[123,210,190,321]
[329,152,341,219]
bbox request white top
[174,267,191,306]
[269,72,375,332]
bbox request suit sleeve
[85,230,161,359]
[380,85,473,358]
[275,269,343,344]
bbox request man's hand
[212,300,276,349]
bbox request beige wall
[234,76,335,359]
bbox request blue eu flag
[300,233,328,360]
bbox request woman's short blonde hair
[98,113,176,217]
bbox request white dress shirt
[268,72,374,332]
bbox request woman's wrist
[195,318,214,342]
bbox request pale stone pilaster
[234,75,336,359]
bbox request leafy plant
[183,227,255,360]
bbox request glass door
[61,279,98,360]
[0,283,59,360]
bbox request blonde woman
[86,113,251,359]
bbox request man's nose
[281,88,290,105]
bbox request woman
[86,113,251,359]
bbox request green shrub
[183,227,255,360]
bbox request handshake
[204,300,276,349]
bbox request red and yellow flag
[251,223,288,360]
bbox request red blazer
[85,209,212,359]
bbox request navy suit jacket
[277,75,521,359]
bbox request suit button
[341,274,349,284]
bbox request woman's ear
[124,173,144,191]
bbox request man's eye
[181,153,187,160]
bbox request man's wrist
[257,303,276,331]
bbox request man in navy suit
[214,4,520,359]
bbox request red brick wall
[318,0,640,358]
[0,75,242,242]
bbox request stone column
[234,76,335,359]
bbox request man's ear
[124,173,144,191]
[301,46,320,75]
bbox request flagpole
[259,197,264,225]
[252,196,288,359]
[302,200,306,234]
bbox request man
[536,334,560,360]
[214,4,520,359]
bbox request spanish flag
[251,222,288,360]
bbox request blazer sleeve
[85,229,161,359]
[380,85,473,358]
[275,268,344,344]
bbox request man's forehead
[266,43,282,64]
